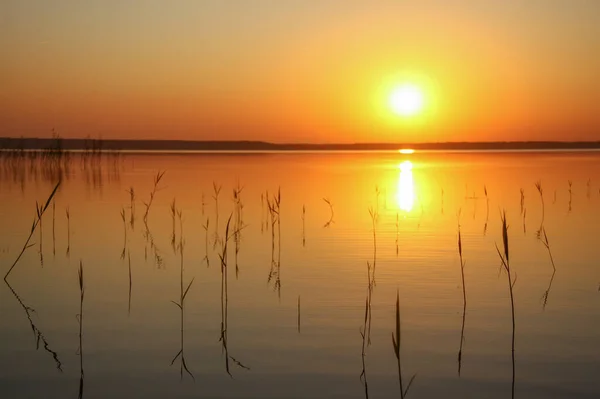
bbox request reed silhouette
[127,187,136,229]
[218,214,250,376]
[120,207,127,260]
[392,290,416,398]
[128,251,132,315]
[77,261,85,398]
[65,206,71,257]
[170,198,177,253]
[495,210,516,399]
[4,278,63,371]
[359,287,371,399]
[539,227,557,309]
[212,181,222,248]
[4,181,60,280]
[368,207,377,287]
[202,217,210,267]
[457,219,467,376]
[519,188,525,216]
[142,171,165,224]
[301,204,306,247]
[232,182,245,279]
[483,185,489,235]
[170,210,195,381]
[568,180,573,212]
[535,181,544,237]
[323,197,335,227]
[52,200,56,257]
[266,189,282,298]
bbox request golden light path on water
[396,160,415,212]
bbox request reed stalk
[77,261,85,399]
[539,227,557,309]
[127,187,135,229]
[142,171,165,224]
[65,206,71,257]
[302,204,306,247]
[4,181,60,280]
[495,210,516,399]
[457,222,467,375]
[52,200,56,257]
[170,209,195,381]
[392,290,416,398]
[323,197,334,227]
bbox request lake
[1,150,600,398]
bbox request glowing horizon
[1,1,599,143]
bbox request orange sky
[1,1,599,143]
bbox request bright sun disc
[389,84,424,116]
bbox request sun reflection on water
[396,160,415,212]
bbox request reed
[302,204,306,247]
[128,250,132,315]
[127,187,136,229]
[368,207,377,286]
[392,290,416,398]
[77,261,85,399]
[170,209,195,381]
[519,188,525,216]
[539,227,557,309]
[4,181,60,280]
[495,210,516,399]
[232,182,244,278]
[120,207,127,259]
[457,221,467,376]
[170,198,177,252]
[212,181,222,247]
[266,189,282,297]
[359,293,370,399]
[483,185,489,235]
[202,217,210,267]
[142,171,165,224]
[535,181,544,237]
[39,198,44,266]
[218,214,250,376]
[323,197,334,227]
[65,206,71,257]
[3,278,62,371]
[568,180,573,211]
[52,200,56,257]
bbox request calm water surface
[1,151,600,398]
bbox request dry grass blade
[5,180,61,280]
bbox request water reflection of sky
[396,160,415,212]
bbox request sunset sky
[1,1,599,143]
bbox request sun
[389,84,424,117]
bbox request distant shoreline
[2,137,600,152]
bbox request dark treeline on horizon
[2,137,600,152]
